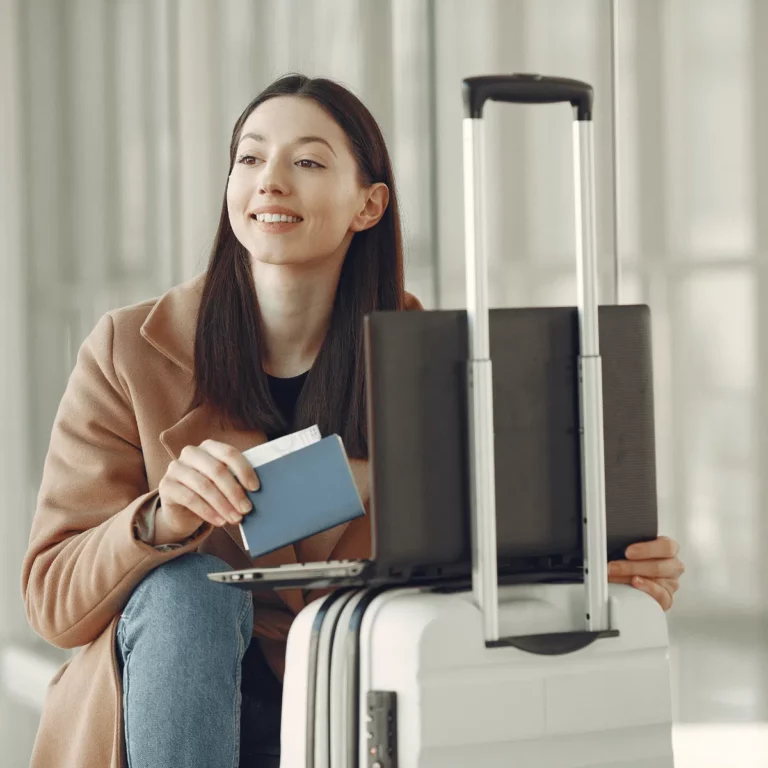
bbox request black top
[266,370,309,434]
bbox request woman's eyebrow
[239,132,337,157]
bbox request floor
[2,616,767,767]
[667,614,768,767]
[668,614,768,724]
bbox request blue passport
[239,434,366,558]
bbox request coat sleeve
[21,313,213,649]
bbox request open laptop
[208,305,658,592]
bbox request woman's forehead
[240,96,345,148]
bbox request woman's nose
[258,161,290,196]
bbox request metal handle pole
[463,116,499,644]
[610,0,623,305]
[574,120,610,632]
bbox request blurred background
[0,0,765,765]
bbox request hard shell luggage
[280,74,675,767]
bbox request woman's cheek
[227,173,247,205]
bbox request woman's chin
[248,251,320,269]
[248,247,342,270]
[249,251,298,265]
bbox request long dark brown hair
[190,74,405,459]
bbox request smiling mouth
[250,213,303,224]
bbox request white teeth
[254,213,302,223]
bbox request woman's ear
[350,183,390,232]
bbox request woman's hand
[607,535,684,611]
[155,439,260,545]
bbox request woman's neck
[251,258,342,378]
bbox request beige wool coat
[21,273,423,768]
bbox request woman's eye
[237,154,259,165]
[296,159,323,169]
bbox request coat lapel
[159,400,265,465]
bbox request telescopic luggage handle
[462,74,614,647]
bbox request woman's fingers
[172,461,240,524]
[607,557,684,580]
[169,458,244,524]
[607,571,678,610]
[200,439,261,492]
[158,474,228,527]
[625,535,680,561]
[631,576,674,611]
[657,577,680,596]
[178,444,256,523]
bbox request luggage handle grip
[463,74,593,120]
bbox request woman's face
[227,95,385,268]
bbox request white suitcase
[281,74,674,768]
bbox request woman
[21,74,684,768]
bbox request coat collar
[140,272,205,375]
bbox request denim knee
[117,554,255,768]
[118,553,253,657]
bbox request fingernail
[240,499,252,514]
[634,576,644,586]
[607,562,617,574]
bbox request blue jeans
[116,553,281,768]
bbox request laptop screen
[363,306,658,575]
